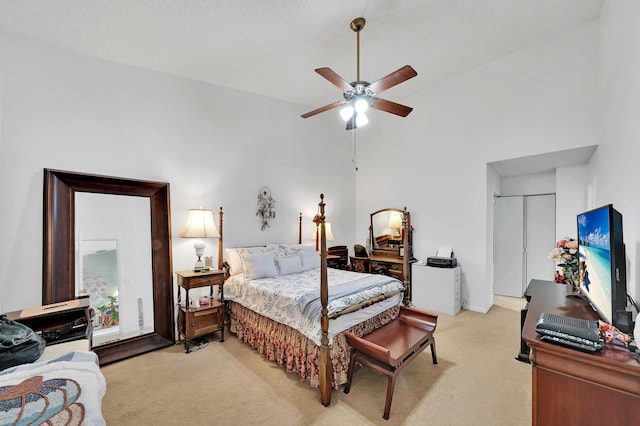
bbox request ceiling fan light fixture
[354,97,369,113]
[356,112,368,127]
[340,105,354,121]
[301,17,416,129]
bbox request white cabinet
[412,265,461,316]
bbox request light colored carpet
[101,296,530,425]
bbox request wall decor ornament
[256,186,276,230]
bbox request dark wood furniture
[350,256,370,273]
[6,298,92,346]
[522,279,640,425]
[327,246,348,269]
[369,208,415,305]
[326,254,342,269]
[344,306,438,420]
[369,255,413,282]
[176,269,225,352]
[516,280,536,362]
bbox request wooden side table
[176,269,225,352]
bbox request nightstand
[176,269,225,352]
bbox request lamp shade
[180,209,220,238]
[388,213,403,229]
[313,222,335,241]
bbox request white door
[494,196,525,297]
[525,195,556,286]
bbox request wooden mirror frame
[43,169,174,365]
[369,207,413,257]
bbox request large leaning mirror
[43,169,174,365]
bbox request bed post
[402,207,411,306]
[314,194,332,407]
[218,207,224,270]
[298,212,303,244]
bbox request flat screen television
[577,204,631,332]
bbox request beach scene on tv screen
[578,208,612,322]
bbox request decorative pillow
[279,244,315,256]
[242,251,278,280]
[301,251,320,271]
[275,255,304,276]
[225,248,243,276]
[266,243,286,257]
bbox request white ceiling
[0,0,603,111]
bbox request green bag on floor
[0,314,46,371]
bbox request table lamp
[180,208,220,271]
[312,222,334,252]
[388,213,403,238]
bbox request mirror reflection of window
[75,193,154,347]
[80,240,119,331]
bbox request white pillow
[280,244,315,256]
[275,255,304,275]
[301,251,320,271]
[242,251,278,280]
[225,248,243,276]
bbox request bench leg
[383,373,397,420]
[430,337,438,364]
[344,351,357,394]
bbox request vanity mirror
[369,208,415,305]
[370,208,413,256]
[43,169,174,365]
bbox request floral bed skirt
[229,301,400,388]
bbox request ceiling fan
[301,17,417,130]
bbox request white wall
[594,0,640,305]
[357,20,600,312]
[555,164,590,240]
[4,9,638,315]
[0,33,355,312]
[499,172,555,197]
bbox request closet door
[494,196,525,297]
[524,194,555,285]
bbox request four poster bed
[219,194,413,406]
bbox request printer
[427,246,457,268]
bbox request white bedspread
[226,267,404,345]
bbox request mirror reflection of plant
[96,295,119,323]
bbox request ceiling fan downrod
[350,17,366,82]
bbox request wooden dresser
[522,280,640,425]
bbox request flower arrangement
[548,238,579,287]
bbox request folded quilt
[0,350,106,426]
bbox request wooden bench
[344,306,438,420]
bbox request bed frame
[218,194,412,407]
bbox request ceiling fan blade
[368,65,417,94]
[301,101,344,119]
[371,98,414,117]
[315,68,354,91]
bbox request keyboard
[540,335,602,353]
[536,312,603,352]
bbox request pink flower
[566,240,578,250]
